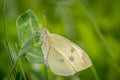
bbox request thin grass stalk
[91,66,100,80]
[80,0,120,75]
[7,54,21,79]
[18,57,26,80]
[3,0,17,79]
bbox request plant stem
[44,64,48,80]
[18,57,27,80]
[7,54,21,79]
[91,66,100,80]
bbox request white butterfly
[40,28,92,76]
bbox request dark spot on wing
[71,47,75,53]
[69,56,74,62]
[59,58,64,62]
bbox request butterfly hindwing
[47,46,76,76]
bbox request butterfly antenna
[42,11,47,28]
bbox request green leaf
[21,40,32,55]
[16,10,41,48]
[25,47,43,64]
[16,10,44,64]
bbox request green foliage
[3,10,44,80]
[16,10,41,48]
[1,0,120,80]
[16,10,43,64]
[25,47,43,64]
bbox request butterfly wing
[41,28,92,76]
[47,46,76,76]
[47,34,92,76]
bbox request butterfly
[40,28,92,76]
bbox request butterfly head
[40,28,50,43]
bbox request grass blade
[3,0,17,79]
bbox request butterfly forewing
[48,34,92,71]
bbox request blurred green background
[0,0,120,80]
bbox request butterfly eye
[69,56,74,62]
